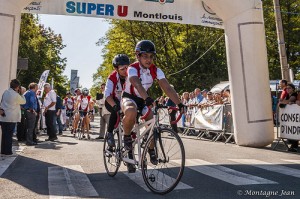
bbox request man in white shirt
[96,83,111,139]
[43,83,57,141]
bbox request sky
[39,14,110,89]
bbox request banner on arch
[23,0,223,29]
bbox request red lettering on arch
[117,5,128,17]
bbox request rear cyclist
[117,40,184,173]
[105,54,129,146]
[73,88,93,139]
[64,91,74,131]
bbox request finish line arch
[0,0,273,147]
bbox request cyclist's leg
[121,98,138,173]
[85,113,91,139]
[104,99,120,147]
[72,113,80,134]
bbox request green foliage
[93,1,300,97]
[18,14,68,97]
[263,0,300,79]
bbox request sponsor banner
[279,104,300,140]
[23,0,223,29]
[158,108,183,127]
[158,108,170,125]
[37,70,50,98]
[159,105,224,130]
[194,105,223,130]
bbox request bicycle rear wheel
[103,130,121,177]
[141,128,185,195]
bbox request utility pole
[273,0,290,81]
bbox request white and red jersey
[123,62,165,98]
[104,70,124,101]
[64,97,74,110]
[77,95,92,111]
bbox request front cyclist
[120,40,184,173]
[73,88,93,139]
[105,54,129,147]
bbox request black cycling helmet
[112,54,130,68]
[135,40,156,55]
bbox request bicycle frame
[116,116,156,168]
[115,105,181,169]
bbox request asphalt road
[0,117,300,199]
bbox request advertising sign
[23,0,223,29]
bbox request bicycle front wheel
[103,131,121,177]
[141,128,185,194]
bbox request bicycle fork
[154,128,168,164]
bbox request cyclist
[119,40,184,173]
[73,88,93,139]
[105,54,129,146]
[64,91,74,132]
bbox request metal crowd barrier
[158,104,235,144]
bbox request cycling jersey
[78,95,92,111]
[123,62,165,98]
[104,70,125,101]
[64,97,74,110]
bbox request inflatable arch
[0,0,273,147]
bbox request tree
[18,14,68,97]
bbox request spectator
[213,92,223,105]
[166,86,179,133]
[55,94,63,135]
[223,88,231,104]
[296,90,300,106]
[190,88,203,108]
[158,96,165,105]
[22,83,38,146]
[270,88,278,125]
[279,79,288,101]
[181,92,190,127]
[0,79,26,156]
[43,83,57,141]
[278,83,298,152]
[200,89,208,104]
[17,87,27,142]
[96,83,110,139]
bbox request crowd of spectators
[0,80,60,156]
[156,87,231,133]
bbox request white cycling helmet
[82,88,89,96]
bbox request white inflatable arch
[0,0,273,147]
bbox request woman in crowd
[0,79,26,156]
[278,83,298,152]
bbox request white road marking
[48,165,98,199]
[229,159,300,178]
[0,157,16,177]
[282,159,300,164]
[123,168,192,192]
[173,159,277,185]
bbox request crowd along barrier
[273,104,300,150]
[158,104,234,143]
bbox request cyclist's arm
[158,78,181,105]
[130,76,149,100]
[104,79,118,107]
